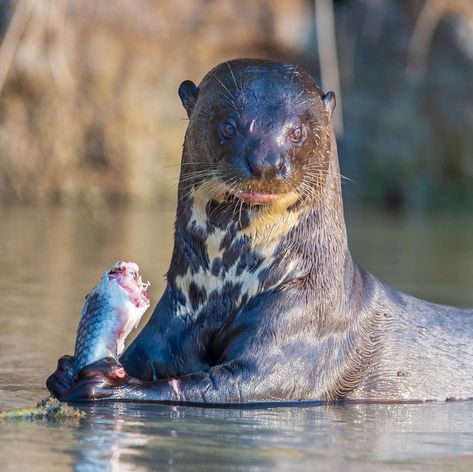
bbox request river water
[0,205,472,471]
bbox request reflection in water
[73,404,150,472]
[0,205,472,471]
[63,401,473,471]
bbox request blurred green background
[0,0,471,211]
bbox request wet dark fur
[47,59,473,403]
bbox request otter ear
[322,91,336,120]
[178,80,199,118]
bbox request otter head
[178,59,336,212]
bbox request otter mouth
[190,175,297,208]
[235,190,278,205]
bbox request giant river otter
[47,58,473,403]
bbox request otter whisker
[238,69,245,95]
[178,173,223,199]
[179,163,220,171]
[230,194,240,221]
[295,99,312,107]
[190,110,212,121]
[237,199,244,230]
[197,177,231,201]
[180,169,220,179]
[226,62,241,96]
[291,90,304,105]
[161,163,187,169]
[305,170,354,184]
[178,172,221,186]
[289,65,297,87]
[179,164,221,175]
[181,162,216,168]
[182,152,214,161]
[296,180,320,202]
[211,72,236,105]
[206,178,239,221]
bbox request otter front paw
[61,358,128,402]
[46,355,76,399]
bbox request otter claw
[46,354,76,399]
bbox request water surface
[0,205,472,471]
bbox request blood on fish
[114,366,126,378]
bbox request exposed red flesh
[108,262,149,308]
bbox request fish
[73,261,150,375]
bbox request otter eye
[289,126,304,144]
[219,121,237,141]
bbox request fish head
[108,261,150,309]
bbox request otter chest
[172,204,297,320]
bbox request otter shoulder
[348,288,473,401]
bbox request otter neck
[167,152,352,318]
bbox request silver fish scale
[73,289,116,375]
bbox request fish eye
[288,126,304,144]
[219,120,237,141]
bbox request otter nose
[245,153,284,179]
